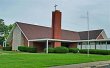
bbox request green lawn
[0,50,110,68]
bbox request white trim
[29,38,74,42]
[101,30,107,39]
[29,38,110,43]
[29,38,48,41]
[96,30,103,39]
[16,23,29,41]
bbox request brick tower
[52,10,62,47]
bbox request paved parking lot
[50,61,110,68]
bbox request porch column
[3,41,6,47]
[81,42,82,49]
[106,41,107,50]
[5,41,6,47]
[46,40,48,54]
[28,41,30,47]
[95,42,96,49]
[3,41,5,47]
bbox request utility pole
[87,11,90,57]
[81,11,90,56]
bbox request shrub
[69,48,79,53]
[89,49,109,55]
[3,46,12,51]
[27,47,36,53]
[79,49,88,54]
[18,46,28,52]
[95,50,109,55]
[44,47,55,53]
[79,49,110,55]
[18,46,37,53]
[54,47,69,53]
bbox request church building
[7,10,110,52]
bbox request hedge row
[3,46,12,51]
[79,49,110,55]
[69,48,79,53]
[18,46,36,53]
[44,47,110,55]
[44,47,79,53]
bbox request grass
[0,50,110,68]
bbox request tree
[0,19,13,46]
[4,24,13,38]
[0,19,6,32]
[0,19,6,45]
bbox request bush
[27,47,36,53]
[3,46,12,51]
[69,48,79,53]
[18,46,28,52]
[79,49,88,54]
[18,46,37,53]
[79,49,110,55]
[95,50,109,55]
[44,47,55,53]
[54,47,69,53]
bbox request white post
[87,11,90,56]
[28,41,29,47]
[106,41,107,50]
[5,41,6,47]
[3,41,5,47]
[46,40,48,54]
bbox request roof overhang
[29,38,74,42]
[28,38,110,43]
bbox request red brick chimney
[52,10,62,47]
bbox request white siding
[107,45,110,50]
[96,45,100,49]
[77,45,81,49]
[100,45,106,50]
[90,45,95,49]
[82,45,87,49]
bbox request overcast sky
[0,0,110,38]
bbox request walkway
[49,60,110,68]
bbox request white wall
[107,44,110,50]
[77,42,110,50]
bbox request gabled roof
[78,29,103,40]
[16,22,104,41]
[16,22,80,40]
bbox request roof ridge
[16,22,51,29]
[16,22,103,34]
[78,29,103,32]
[16,22,78,32]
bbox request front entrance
[33,42,53,52]
[33,42,45,52]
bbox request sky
[0,0,110,38]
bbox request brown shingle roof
[16,22,80,40]
[78,29,103,40]
[16,22,103,40]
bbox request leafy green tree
[4,24,13,38]
[0,19,6,45]
[0,19,6,32]
[0,19,13,46]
